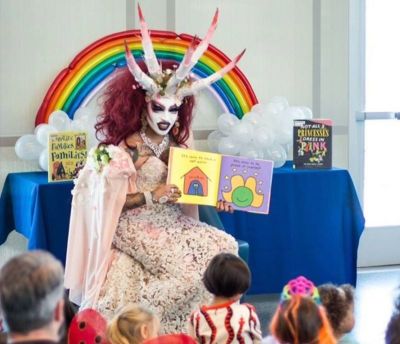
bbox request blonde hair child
[107,304,160,344]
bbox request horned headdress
[124,5,245,101]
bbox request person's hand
[152,184,182,204]
[216,200,234,213]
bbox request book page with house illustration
[48,131,88,182]
[168,147,274,213]
[218,155,274,214]
[167,147,222,206]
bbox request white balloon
[69,119,86,131]
[218,136,240,155]
[253,126,276,148]
[15,135,43,160]
[264,144,287,167]
[207,131,225,152]
[251,103,267,115]
[38,149,49,171]
[268,96,289,112]
[275,125,293,145]
[217,113,240,135]
[49,110,71,131]
[74,107,95,121]
[35,124,57,147]
[298,106,313,119]
[239,144,263,159]
[231,121,254,144]
[264,102,284,115]
[34,123,47,135]
[242,111,262,127]
[281,106,305,121]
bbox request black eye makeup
[168,105,180,113]
[151,101,165,112]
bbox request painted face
[146,95,181,136]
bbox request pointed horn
[176,49,245,99]
[124,40,159,94]
[138,4,162,78]
[165,9,219,92]
[164,36,199,94]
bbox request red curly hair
[96,61,195,146]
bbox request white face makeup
[146,95,181,136]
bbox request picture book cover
[48,131,88,182]
[167,147,274,214]
[293,119,332,169]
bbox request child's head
[318,283,355,338]
[203,253,250,299]
[386,292,400,344]
[270,276,336,344]
[107,304,159,344]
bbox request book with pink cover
[167,147,274,214]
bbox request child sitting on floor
[107,304,160,344]
[318,284,356,343]
[263,276,337,344]
[188,252,262,343]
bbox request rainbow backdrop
[35,30,258,126]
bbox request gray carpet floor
[246,266,400,343]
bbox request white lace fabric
[95,156,238,333]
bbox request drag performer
[64,6,243,333]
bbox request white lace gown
[95,156,238,333]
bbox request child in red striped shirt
[188,253,262,343]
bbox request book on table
[167,147,274,214]
[293,119,332,169]
[48,131,88,182]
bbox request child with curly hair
[318,284,356,343]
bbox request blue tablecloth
[0,163,364,294]
[220,163,365,294]
[0,173,73,265]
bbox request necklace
[139,129,170,158]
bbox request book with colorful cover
[167,147,274,214]
[48,131,88,182]
[293,119,332,169]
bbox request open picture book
[167,147,274,214]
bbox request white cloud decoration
[208,96,313,168]
[15,108,100,171]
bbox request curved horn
[138,4,162,78]
[165,9,219,93]
[176,49,245,99]
[124,41,159,94]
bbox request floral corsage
[87,145,117,172]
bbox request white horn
[124,41,159,94]
[176,49,245,99]
[165,9,219,93]
[138,4,162,78]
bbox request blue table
[220,163,365,294]
[0,173,72,265]
[0,163,364,294]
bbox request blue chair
[198,205,249,264]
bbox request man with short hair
[0,250,65,344]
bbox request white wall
[0,0,126,137]
[0,0,351,180]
